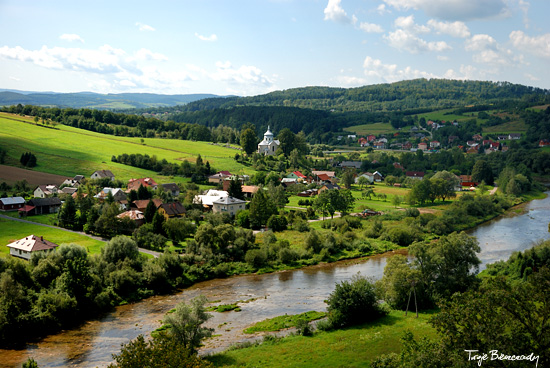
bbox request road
[0,213,161,257]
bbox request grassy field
[343,122,396,135]
[208,309,438,368]
[482,120,528,134]
[0,217,105,257]
[0,113,253,183]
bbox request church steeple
[264,126,273,143]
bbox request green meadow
[208,309,438,368]
[343,122,396,135]
[0,217,105,257]
[0,113,253,182]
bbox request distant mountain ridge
[0,90,223,109]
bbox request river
[2,193,549,367]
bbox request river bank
[1,192,549,367]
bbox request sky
[0,0,549,96]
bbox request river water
[2,194,549,367]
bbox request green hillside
[0,113,252,182]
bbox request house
[430,141,440,148]
[6,235,59,260]
[0,197,25,211]
[34,185,58,198]
[312,170,335,177]
[212,196,246,216]
[23,198,62,215]
[94,188,127,202]
[117,210,145,227]
[161,183,180,197]
[158,202,186,219]
[316,173,332,184]
[358,137,368,147]
[257,126,280,156]
[297,189,318,197]
[406,171,425,180]
[286,171,307,181]
[373,171,383,182]
[466,141,478,147]
[339,161,362,169]
[355,172,374,183]
[466,147,479,154]
[347,134,357,139]
[91,170,115,181]
[472,134,483,141]
[497,135,509,141]
[373,141,385,149]
[539,139,550,147]
[319,183,341,193]
[508,133,521,140]
[281,178,298,185]
[194,189,229,207]
[61,178,80,188]
[459,175,478,188]
[418,142,428,151]
[242,185,259,198]
[61,187,78,195]
[128,178,158,191]
[208,171,232,184]
[402,142,413,150]
[366,135,376,142]
[132,198,163,212]
[393,162,404,171]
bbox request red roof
[293,171,306,178]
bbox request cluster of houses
[355,130,515,154]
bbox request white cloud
[465,34,521,66]
[427,20,470,38]
[324,0,352,24]
[509,30,550,59]
[377,4,389,15]
[362,56,436,82]
[333,75,368,87]
[60,34,84,43]
[135,22,155,32]
[394,15,429,33]
[134,48,168,61]
[382,0,508,21]
[385,29,451,53]
[195,33,218,42]
[358,22,384,33]
[211,61,275,96]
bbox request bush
[325,273,387,328]
[244,249,268,268]
[295,318,313,336]
[405,208,420,218]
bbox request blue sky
[1,0,549,96]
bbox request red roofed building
[128,178,158,191]
[7,235,59,260]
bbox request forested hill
[0,91,221,109]
[174,79,549,113]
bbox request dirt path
[0,214,161,257]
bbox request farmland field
[482,120,528,134]
[0,113,253,182]
[343,122,396,135]
[0,164,69,186]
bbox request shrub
[295,318,313,336]
[244,249,268,268]
[405,208,420,218]
[325,273,387,328]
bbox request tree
[410,231,481,300]
[471,159,494,185]
[144,200,157,223]
[341,170,355,189]
[277,128,295,156]
[267,183,288,208]
[58,195,77,229]
[102,236,140,264]
[152,212,166,236]
[162,295,214,354]
[108,333,212,368]
[240,128,258,155]
[357,176,369,190]
[163,218,195,245]
[325,273,387,328]
[227,178,244,200]
[248,188,277,228]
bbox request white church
[257,126,280,156]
